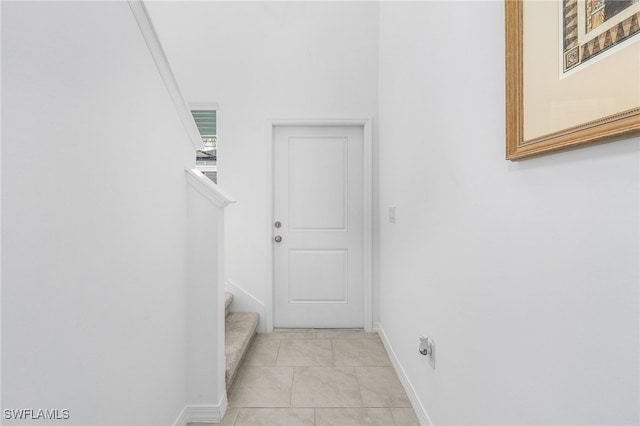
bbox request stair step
[225,311,259,389]
[224,292,233,319]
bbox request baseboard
[173,406,187,426]
[376,322,433,426]
[174,393,228,426]
[226,279,266,333]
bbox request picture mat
[522,0,639,141]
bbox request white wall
[2,2,195,424]
[378,2,639,425]
[146,1,379,327]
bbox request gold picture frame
[505,0,640,160]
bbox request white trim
[173,406,187,426]
[174,394,228,426]
[266,118,373,332]
[376,322,432,426]
[362,120,373,333]
[185,168,235,208]
[266,121,275,332]
[127,1,203,151]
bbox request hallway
[217,331,419,425]
[3,2,638,424]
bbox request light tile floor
[216,330,420,425]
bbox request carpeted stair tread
[225,311,259,389]
[224,292,233,319]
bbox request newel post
[185,168,236,421]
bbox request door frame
[266,118,373,332]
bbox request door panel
[289,137,347,230]
[289,250,347,302]
[273,126,364,328]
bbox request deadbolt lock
[274,221,282,228]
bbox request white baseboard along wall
[174,393,227,426]
[375,322,432,426]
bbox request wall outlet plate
[419,336,435,369]
[427,337,435,369]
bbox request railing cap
[185,168,236,208]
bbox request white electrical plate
[419,335,436,369]
[427,337,435,369]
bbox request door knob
[274,235,282,243]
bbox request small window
[191,108,217,183]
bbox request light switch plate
[389,206,396,223]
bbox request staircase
[224,292,259,389]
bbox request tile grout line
[232,407,240,426]
[274,336,284,367]
[355,366,366,411]
[289,360,295,409]
[330,338,336,367]
[390,407,398,426]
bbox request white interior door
[273,125,364,328]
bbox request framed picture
[505,0,640,160]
